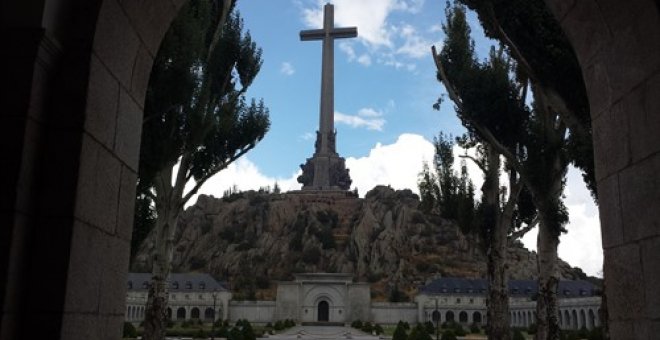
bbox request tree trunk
[143,169,183,340]
[483,146,511,340]
[535,213,560,340]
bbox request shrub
[512,328,526,340]
[440,330,457,340]
[374,324,384,335]
[273,320,284,331]
[424,321,435,335]
[528,323,537,335]
[393,322,408,340]
[351,320,363,329]
[123,322,138,338]
[166,319,175,328]
[194,329,208,339]
[469,323,480,334]
[588,327,604,340]
[362,321,373,333]
[265,322,273,328]
[285,319,296,328]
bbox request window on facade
[456,298,461,304]
[185,294,190,300]
[454,288,460,293]
[127,281,132,289]
[199,294,203,300]
[186,281,192,289]
[142,281,149,289]
[171,294,176,300]
[441,288,447,293]
[172,282,179,289]
[564,290,571,296]
[469,298,474,304]
[199,282,205,290]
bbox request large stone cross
[296,3,356,191]
[300,3,357,155]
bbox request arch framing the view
[2,0,660,339]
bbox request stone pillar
[545,0,660,338]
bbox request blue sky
[190,0,603,277]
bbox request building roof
[127,273,227,292]
[419,277,598,298]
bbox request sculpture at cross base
[297,3,356,191]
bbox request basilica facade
[126,273,602,331]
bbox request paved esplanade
[296,4,355,191]
[261,325,380,340]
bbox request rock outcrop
[132,186,591,300]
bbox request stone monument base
[297,152,351,190]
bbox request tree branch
[509,217,539,241]
[180,146,253,207]
[432,44,530,190]
[485,4,539,84]
[459,154,487,173]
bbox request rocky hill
[132,186,591,300]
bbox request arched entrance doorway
[318,301,329,322]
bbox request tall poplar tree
[432,4,535,339]
[447,1,594,338]
[137,1,270,338]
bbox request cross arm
[300,29,325,41]
[330,27,357,39]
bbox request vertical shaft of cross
[319,4,335,148]
[300,3,357,156]
[297,3,357,190]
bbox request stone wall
[371,302,418,325]
[229,301,276,324]
[542,1,660,338]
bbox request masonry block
[114,88,142,171]
[619,155,660,242]
[597,173,623,249]
[117,167,137,242]
[592,105,630,181]
[608,320,635,340]
[641,236,660,319]
[99,236,130,315]
[604,244,644,321]
[75,135,121,234]
[84,55,119,150]
[130,44,154,109]
[630,72,660,162]
[559,0,610,67]
[599,0,660,101]
[582,58,613,121]
[119,0,177,57]
[93,0,141,89]
[63,222,103,313]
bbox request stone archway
[543,0,660,337]
[2,0,660,339]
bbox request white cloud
[302,0,396,47]
[520,167,603,277]
[185,158,301,207]
[395,24,433,59]
[335,108,386,130]
[357,54,372,66]
[300,132,315,141]
[280,62,295,76]
[346,133,434,195]
[300,0,435,71]
[429,24,443,33]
